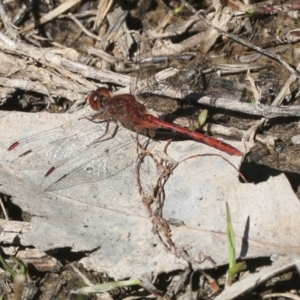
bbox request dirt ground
[1,0,300,299]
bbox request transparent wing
[5,116,141,191]
[4,118,110,170]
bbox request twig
[271,63,300,106]
[0,77,86,102]
[0,195,9,220]
[67,13,103,42]
[0,35,130,87]
[203,123,277,148]
[93,0,114,32]
[156,88,300,119]
[148,10,202,40]
[20,0,81,33]
[0,0,19,39]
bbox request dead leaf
[0,110,299,280]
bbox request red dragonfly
[86,87,243,156]
[6,87,242,191]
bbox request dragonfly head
[87,88,111,111]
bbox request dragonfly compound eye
[88,88,111,111]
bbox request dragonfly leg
[86,121,111,146]
[87,109,106,122]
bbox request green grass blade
[226,202,236,269]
